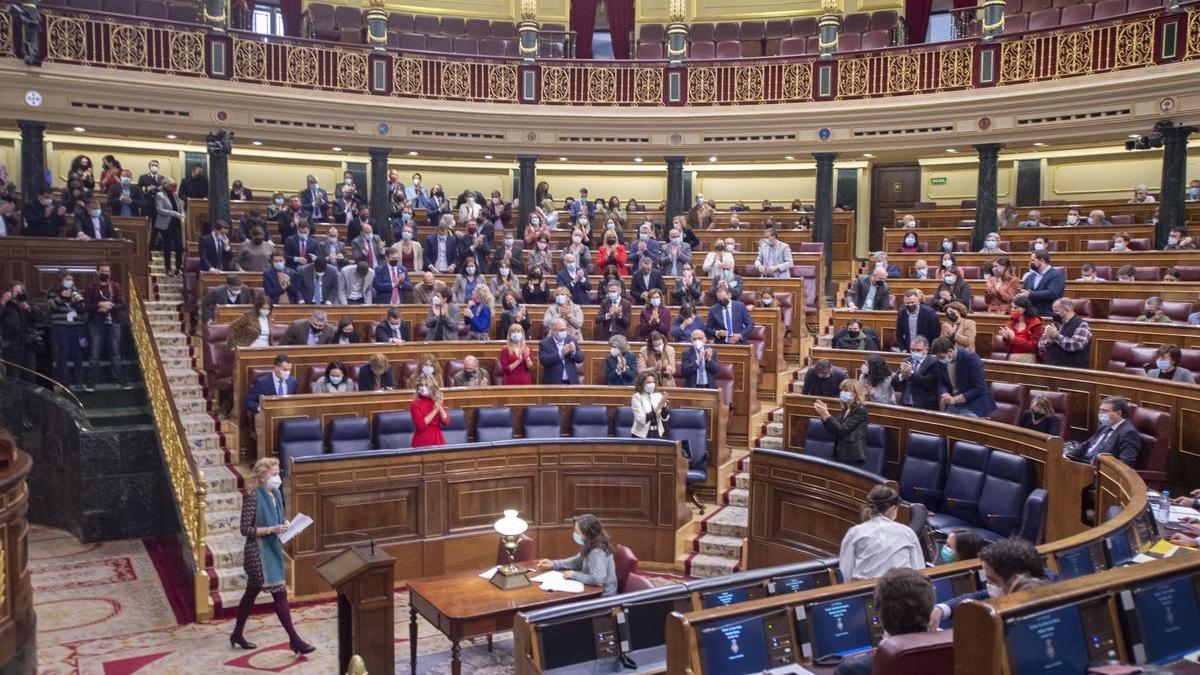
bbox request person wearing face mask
[153,177,187,275]
[201,273,252,324]
[518,268,547,304]
[496,322,535,385]
[295,256,339,306]
[705,284,754,345]
[928,537,1046,630]
[1074,262,1106,282]
[594,280,632,341]
[199,221,234,274]
[137,159,164,197]
[660,227,693,277]
[262,252,299,305]
[812,379,870,467]
[523,210,552,246]
[632,330,672,382]
[931,337,996,418]
[280,310,334,346]
[450,255,486,305]
[334,317,360,344]
[106,169,144,217]
[0,282,40,382]
[1164,226,1196,251]
[890,336,943,410]
[462,285,494,340]
[1135,295,1172,324]
[227,295,275,349]
[490,233,525,276]
[297,174,327,221]
[1146,344,1196,383]
[1017,208,1044,228]
[244,354,296,420]
[937,529,984,566]
[23,187,67,237]
[235,225,276,274]
[283,222,317,270]
[637,289,671,341]
[997,296,1042,362]
[687,193,714,230]
[179,163,208,201]
[831,319,881,351]
[229,457,315,655]
[230,179,253,202]
[1058,208,1082,227]
[909,259,931,279]
[597,230,628,276]
[754,228,794,278]
[604,335,636,385]
[337,256,376,304]
[535,514,618,596]
[1110,232,1133,252]
[937,238,957,255]
[539,317,584,384]
[422,220,462,274]
[939,301,977,351]
[893,289,940,353]
[1017,395,1062,436]
[48,273,86,388]
[525,233,554,278]
[931,265,972,311]
[424,289,461,341]
[489,260,522,301]
[1038,297,1092,368]
[675,329,717,390]
[628,223,662,270]
[1017,249,1065,317]
[670,264,704,308]
[313,361,357,394]
[450,354,491,388]
[72,197,115,241]
[482,190,510,229]
[977,232,1003,254]
[409,375,449,448]
[847,267,891,311]
[837,485,924,581]
[898,230,921,254]
[984,256,1019,314]
[628,370,671,436]
[80,264,131,391]
[555,252,593,306]
[568,187,596,222]
[373,306,410,345]
[374,249,413,306]
[858,355,895,404]
[496,290,529,336]
[833,568,938,675]
[543,287,584,340]
[1065,396,1140,466]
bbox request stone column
[972,143,1004,251]
[368,147,391,243]
[17,120,46,204]
[813,152,837,305]
[1157,124,1195,246]
[665,156,685,226]
[205,130,232,233]
[517,155,537,230]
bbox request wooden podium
[316,545,396,675]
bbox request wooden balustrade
[0,236,146,297]
[880,223,1158,254]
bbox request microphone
[346,531,376,557]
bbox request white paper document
[479,566,500,580]
[530,570,585,593]
[1169,504,1200,523]
[278,513,313,544]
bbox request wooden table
[407,569,603,675]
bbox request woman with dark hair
[68,155,95,191]
[536,514,618,595]
[227,294,274,348]
[607,196,626,227]
[98,155,123,191]
[534,181,551,208]
[334,317,359,344]
[998,296,1043,363]
[630,370,670,438]
[940,301,977,351]
[637,331,675,383]
[932,266,972,311]
[497,290,530,339]
[451,256,485,304]
[898,230,920,254]
[838,485,925,581]
[313,360,356,394]
[813,380,870,467]
[858,354,895,404]
[938,529,985,564]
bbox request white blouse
[251,316,271,347]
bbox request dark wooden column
[17,120,46,202]
[813,152,837,305]
[368,147,391,243]
[972,143,1004,250]
[517,154,537,229]
[1157,124,1195,246]
[665,156,685,225]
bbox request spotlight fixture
[251,140,263,146]
[165,134,177,140]
[944,148,958,153]
[409,150,419,156]
[708,156,717,162]
[634,157,643,163]
[484,154,493,159]
[862,153,875,158]
[559,157,568,161]
[1032,142,1046,147]
[73,126,86,132]
[331,146,342,152]
[784,155,795,160]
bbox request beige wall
[695,169,815,205]
[534,170,667,205]
[391,165,512,201]
[0,140,15,186]
[49,144,183,185]
[919,162,1015,205]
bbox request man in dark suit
[893,289,940,352]
[300,175,328,222]
[374,306,410,344]
[331,186,361,224]
[199,221,234,273]
[627,222,662,270]
[489,233,525,275]
[295,259,339,305]
[891,336,945,411]
[1065,396,1140,467]
[847,268,891,310]
[201,274,252,324]
[539,318,584,384]
[137,160,165,196]
[107,170,144,217]
[179,164,208,201]
[833,568,938,675]
[244,354,297,414]
[931,337,996,418]
[351,223,386,269]
[373,249,412,305]
[630,255,666,305]
[422,223,461,273]
[928,538,1047,628]
[555,252,592,306]
[275,197,305,242]
[594,280,631,341]
[279,311,336,346]
[801,359,846,397]
[681,329,719,388]
[1018,250,1066,317]
[283,222,317,269]
[705,285,754,344]
[72,197,117,240]
[22,187,66,237]
[262,252,299,304]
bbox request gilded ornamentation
[633,67,663,104]
[287,46,319,86]
[1056,31,1092,75]
[838,58,868,98]
[394,55,423,94]
[232,38,266,81]
[687,66,717,104]
[489,64,518,101]
[999,38,1035,84]
[734,65,764,102]
[440,61,470,98]
[1114,19,1154,68]
[46,15,86,61]
[888,53,920,93]
[0,526,6,616]
[520,0,537,21]
[669,0,686,23]
[542,66,570,102]
[111,24,146,67]
[782,62,813,101]
[337,51,368,91]
[1188,7,1200,59]
[588,67,617,103]
[0,10,13,58]
[170,31,204,73]
[938,47,972,89]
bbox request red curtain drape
[570,0,598,59]
[905,0,933,43]
[279,0,302,36]
[607,0,635,59]
[953,0,977,7]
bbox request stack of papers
[1168,504,1200,523]
[278,513,313,544]
[530,570,585,593]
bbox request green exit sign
[930,177,947,185]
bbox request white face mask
[259,308,271,317]
[610,347,620,357]
[644,381,656,394]
[422,365,434,376]
[418,385,430,397]
[511,332,523,342]
[266,475,282,490]
[986,583,1002,598]
[693,339,704,351]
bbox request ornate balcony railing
[7,4,1199,107]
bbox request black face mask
[719,298,730,307]
[97,274,109,282]
[848,330,860,337]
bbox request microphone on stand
[346,531,376,557]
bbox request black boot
[271,590,315,655]
[229,586,259,649]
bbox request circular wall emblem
[817,127,832,141]
[977,116,992,130]
[215,110,229,122]
[377,122,391,136]
[525,131,538,143]
[24,90,42,107]
[668,132,683,145]
[1159,97,1177,114]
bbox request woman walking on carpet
[229,457,316,655]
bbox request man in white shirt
[338,258,375,304]
[839,486,924,581]
[754,228,793,278]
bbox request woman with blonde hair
[410,375,449,448]
[543,287,584,341]
[407,352,443,389]
[812,379,870,468]
[984,256,1019,314]
[229,457,315,654]
[464,284,494,340]
[358,353,394,391]
[499,322,534,385]
[605,335,636,385]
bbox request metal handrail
[0,357,85,410]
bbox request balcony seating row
[43,0,200,22]
[636,12,900,60]
[1004,0,1162,33]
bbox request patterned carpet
[31,526,687,674]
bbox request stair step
[764,421,783,436]
[686,553,741,578]
[85,405,154,427]
[204,467,242,494]
[206,508,241,534]
[693,533,744,558]
[758,436,783,451]
[701,505,749,538]
[732,471,750,490]
[768,407,786,423]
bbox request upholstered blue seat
[670,408,709,513]
[374,412,414,449]
[863,424,886,476]
[804,418,835,460]
[277,418,325,474]
[1018,488,1048,544]
[974,451,1035,538]
[475,407,514,443]
[523,405,561,439]
[443,409,468,445]
[570,405,610,438]
[328,417,372,454]
[927,441,991,531]
[614,407,636,438]
[899,432,946,510]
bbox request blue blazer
[704,301,754,343]
[538,335,584,384]
[357,363,395,391]
[938,349,997,417]
[681,345,719,388]
[198,232,232,272]
[1022,266,1065,316]
[422,235,462,272]
[244,373,296,412]
[262,267,299,304]
[555,268,592,305]
[893,304,940,352]
[283,234,317,268]
[373,321,411,343]
[300,187,328,221]
[372,263,412,303]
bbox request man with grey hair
[1136,296,1172,323]
[539,318,584,384]
[847,266,891,311]
[871,251,901,278]
[660,227,693,277]
[301,174,329,221]
[1128,184,1156,204]
[280,309,334,346]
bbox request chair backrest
[989,333,1010,361]
[838,32,861,51]
[765,18,792,39]
[863,424,886,476]
[899,432,946,510]
[625,573,655,592]
[715,40,742,59]
[1180,348,1200,382]
[804,418,836,460]
[136,0,167,18]
[792,17,818,35]
[439,15,466,36]
[639,23,666,41]
[614,406,636,438]
[1133,266,1161,281]
[668,409,709,479]
[1060,3,1094,24]
[1028,7,1061,30]
[844,11,871,32]
[1107,298,1144,321]
[443,409,468,445]
[333,5,362,28]
[374,411,414,449]
[1027,389,1071,440]
[413,14,439,34]
[278,418,325,474]
[328,416,372,454]
[872,10,899,31]
[1130,405,1170,485]
[613,544,639,593]
[1162,300,1193,322]
[389,12,414,32]
[1004,13,1028,33]
[491,21,517,39]
[689,40,716,58]
[1018,488,1049,544]
[524,405,561,438]
[977,451,1034,537]
[570,405,610,438]
[480,38,507,56]
[636,42,664,59]
[942,441,992,525]
[1127,0,1160,12]
[453,37,478,54]
[426,34,453,53]
[1174,266,1200,281]
[861,29,890,50]
[713,21,740,41]
[398,33,426,51]
[869,628,955,675]
[988,382,1028,426]
[475,406,514,443]
[1093,0,1127,16]
[690,22,714,42]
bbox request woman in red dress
[499,323,534,385]
[410,377,448,447]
